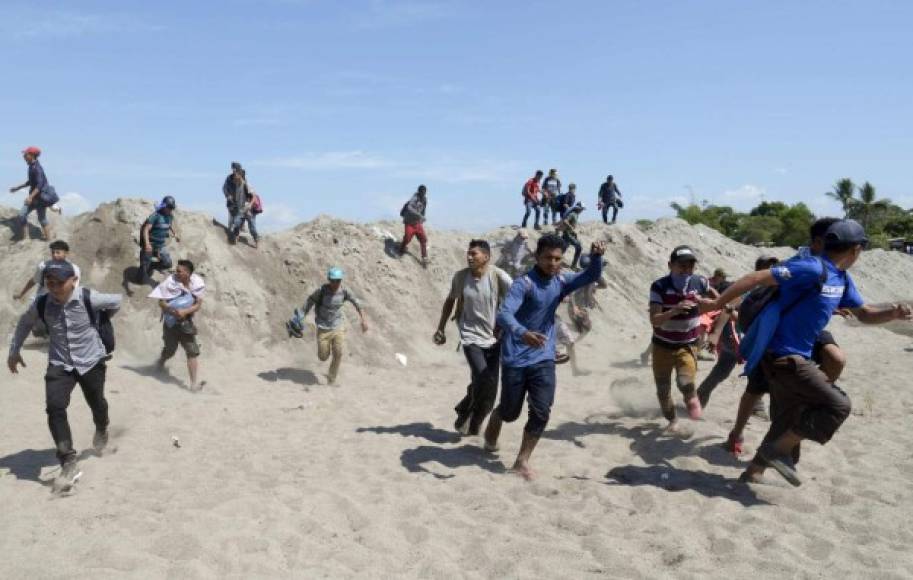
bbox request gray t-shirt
[303,285,362,331]
[448,267,512,347]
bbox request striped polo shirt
[649,275,710,346]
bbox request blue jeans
[521,201,540,228]
[497,361,556,437]
[19,204,49,226]
[140,246,172,278]
[231,213,259,240]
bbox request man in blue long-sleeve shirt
[484,234,607,480]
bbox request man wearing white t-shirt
[434,240,512,435]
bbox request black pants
[454,343,501,431]
[564,235,582,268]
[45,362,109,465]
[696,349,740,408]
[753,355,851,466]
[601,203,619,223]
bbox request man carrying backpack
[301,267,368,385]
[724,218,849,456]
[7,260,122,493]
[434,240,512,435]
[223,162,247,226]
[521,171,543,230]
[483,235,607,480]
[150,260,205,391]
[229,189,262,248]
[399,185,429,267]
[15,240,82,302]
[138,196,180,283]
[711,219,911,487]
[8,146,59,241]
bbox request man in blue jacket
[710,220,911,487]
[483,234,607,480]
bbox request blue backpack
[738,257,828,375]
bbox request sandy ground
[2,202,913,578]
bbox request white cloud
[57,192,92,215]
[774,167,789,175]
[3,10,162,39]
[255,201,303,232]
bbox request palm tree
[851,181,891,230]
[826,178,856,216]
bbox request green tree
[848,181,891,231]
[736,215,782,245]
[826,178,856,216]
[775,203,815,247]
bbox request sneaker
[52,461,81,493]
[555,352,571,365]
[757,443,802,487]
[686,396,703,420]
[725,432,744,455]
[93,429,109,453]
[454,414,471,435]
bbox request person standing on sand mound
[483,235,606,480]
[301,267,368,385]
[711,219,912,487]
[399,185,429,267]
[434,239,512,436]
[8,260,122,494]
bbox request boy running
[302,267,368,385]
[8,260,122,493]
[434,240,512,435]
[15,240,82,302]
[484,235,607,480]
[648,246,716,432]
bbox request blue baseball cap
[327,267,344,280]
[44,259,76,281]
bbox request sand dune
[2,200,912,578]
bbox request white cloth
[148,273,206,300]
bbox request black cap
[44,259,76,281]
[231,161,242,170]
[670,245,697,263]
[824,219,869,249]
[754,255,779,271]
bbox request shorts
[747,331,839,395]
[162,323,201,359]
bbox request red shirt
[523,178,541,204]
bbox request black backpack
[737,257,828,333]
[37,288,116,356]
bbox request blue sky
[1,1,910,232]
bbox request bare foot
[663,421,693,440]
[511,460,536,481]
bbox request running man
[302,267,368,385]
[557,203,585,269]
[521,170,543,230]
[648,245,716,432]
[8,146,59,241]
[711,219,911,486]
[484,235,607,480]
[8,260,122,493]
[597,175,622,224]
[541,169,562,225]
[138,196,180,283]
[399,185,429,267]
[563,253,608,376]
[725,218,849,455]
[434,240,512,435]
[150,260,205,391]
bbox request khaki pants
[651,342,698,421]
[317,328,346,383]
